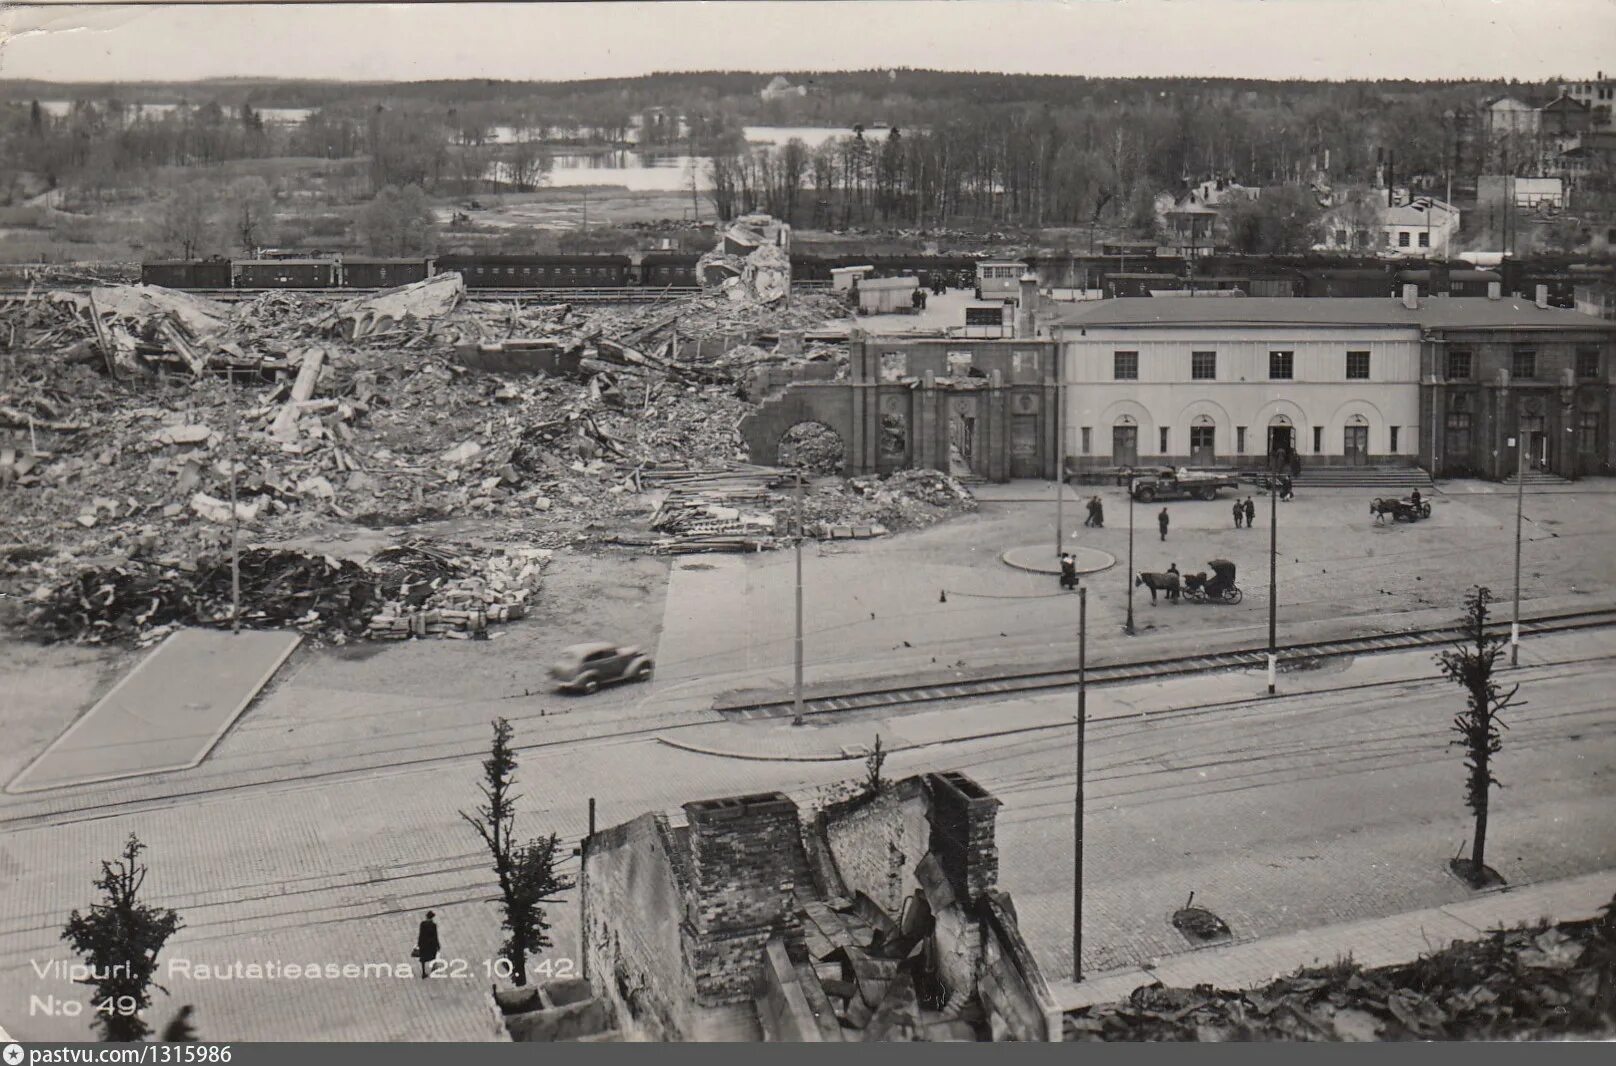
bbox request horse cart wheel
[1223,588,1244,605]
[1421,503,1432,519]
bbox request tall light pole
[1511,413,1526,665]
[226,365,241,635]
[1267,467,1278,695]
[1072,582,1087,982]
[1125,474,1135,635]
[792,466,807,725]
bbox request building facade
[1046,296,1616,479]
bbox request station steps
[1288,466,1434,489]
[1502,469,1573,487]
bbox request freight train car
[141,258,233,289]
[342,257,433,288]
[232,258,339,288]
[1105,272,1184,298]
[1300,266,1394,298]
[435,254,632,289]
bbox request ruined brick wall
[925,772,1001,906]
[684,793,815,1005]
[977,893,1061,1042]
[581,814,699,1040]
[821,778,931,917]
[737,383,856,468]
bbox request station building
[1045,288,1616,479]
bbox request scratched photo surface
[0,0,1613,1046]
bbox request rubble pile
[0,268,959,639]
[1065,900,1616,1041]
[799,469,978,535]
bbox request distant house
[1165,196,1218,259]
[1540,93,1595,139]
[761,76,807,102]
[1383,197,1461,257]
[1561,71,1615,130]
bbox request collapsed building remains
[579,772,1061,1042]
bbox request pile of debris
[25,541,552,646]
[795,470,978,536]
[1065,898,1616,1041]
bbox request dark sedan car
[550,642,654,694]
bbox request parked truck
[1128,468,1241,501]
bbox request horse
[1370,497,1407,523]
[1135,571,1180,604]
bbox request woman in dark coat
[416,911,440,978]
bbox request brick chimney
[1536,284,1550,309]
[683,792,810,934]
[1488,280,1502,300]
[924,771,1001,905]
[1401,284,1419,310]
[1016,272,1040,338]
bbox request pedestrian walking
[1166,562,1181,603]
[1279,476,1295,501]
[1232,500,1244,528]
[1059,552,1078,591]
[1083,497,1097,528]
[1157,506,1169,541]
[414,911,440,978]
[1244,496,1256,527]
[1092,496,1105,528]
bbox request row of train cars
[138,250,1614,308]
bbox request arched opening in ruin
[777,421,847,474]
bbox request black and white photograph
[1,0,1614,1046]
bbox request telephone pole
[1125,474,1136,635]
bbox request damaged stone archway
[777,420,847,474]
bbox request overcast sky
[0,1,1612,84]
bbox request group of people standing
[1231,496,1258,528]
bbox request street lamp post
[1072,582,1087,982]
[792,467,807,725]
[1125,474,1135,635]
[1267,468,1278,695]
[1511,417,1526,665]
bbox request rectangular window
[1191,350,1217,380]
[1190,425,1215,451]
[1390,426,1400,452]
[1236,426,1247,453]
[1398,231,1411,247]
[1269,350,1294,380]
[1081,427,1092,454]
[1159,427,1170,453]
[1512,349,1537,379]
[1113,351,1139,380]
[1313,426,1324,453]
[1577,347,1601,379]
[1346,351,1371,380]
[1447,350,1472,379]
[1418,231,1430,247]
[1579,412,1599,455]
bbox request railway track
[0,285,702,304]
[715,606,1616,721]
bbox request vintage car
[550,641,654,694]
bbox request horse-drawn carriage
[1370,495,1432,523]
[1136,559,1243,605]
[1183,559,1243,604]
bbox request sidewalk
[1049,868,1616,1012]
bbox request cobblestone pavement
[1049,869,1616,1011]
[2,629,1610,1040]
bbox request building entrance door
[1010,415,1039,478]
[1113,425,1138,467]
[1267,425,1294,467]
[1190,425,1215,466]
[1344,425,1369,466]
[1520,415,1547,470]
